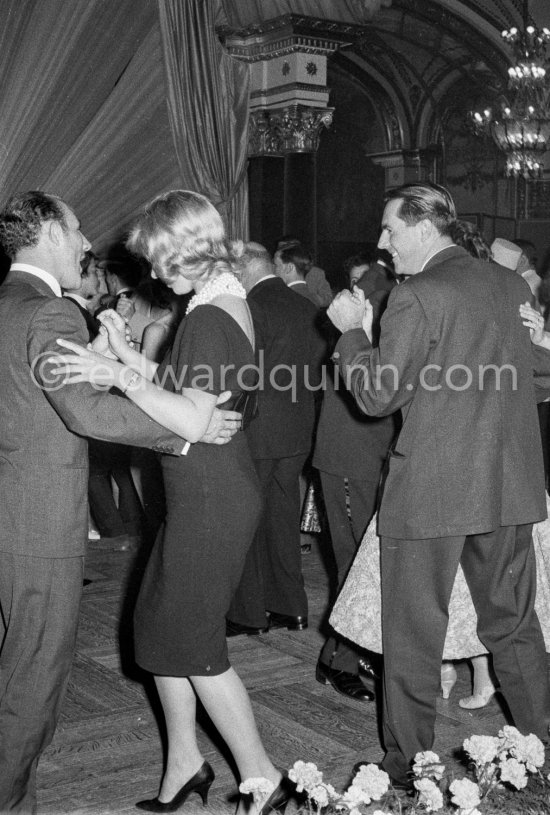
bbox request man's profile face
[100,265,120,296]
[81,259,106,300]
[378,198,427,277]
[349,263,369,287]
[57,203,91,289]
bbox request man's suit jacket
[334,245,550,539]
[288,280,320,306]
[314,274,398,482]
[0,270,184,558]
[305,264,333,307]
[64,295,101,339]
[245,276,325,459]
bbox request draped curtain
[157,0,250,239]
[0,0,182,254]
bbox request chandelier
[470,0,550,178]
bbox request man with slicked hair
[329,181,550,788]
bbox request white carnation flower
[507,732,545,772]
[414,777,444,811]
[500,757,528,789]
[340,783,372,808]
[288,761,323,793]
[239,777,276,798]
[352,763,390,799]
[463,735,500,766]
[449,778,481,809]
[309,785,329,808]
[412,751,445,780]
[498,726,525,754]
[309,783,338,808]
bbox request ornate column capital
[248,104,334,157]
[224,15,356,156]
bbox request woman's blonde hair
[127,190,242,284]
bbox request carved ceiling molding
[219,13,364,60]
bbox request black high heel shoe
[136,761,215,812]
[258,775,297,815]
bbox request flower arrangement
[240,727,549,814]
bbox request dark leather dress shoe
[226,619,269,637]
[316,662,375,701]
[268,612,308,631]
[358,656,380,681]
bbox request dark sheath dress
[134,304,262,676]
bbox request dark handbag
[228,389,259,430]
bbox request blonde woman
[53,191,294,814]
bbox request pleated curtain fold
[158,0,250,240]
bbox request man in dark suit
[65,252,146,548]
[314,270,398,701]
[0,191,240,812]
[274,244,319,306]
[328,182,550,787]
[227,245,324,634]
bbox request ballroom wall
[248,62,387,282]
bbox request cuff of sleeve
[333,327,372,364]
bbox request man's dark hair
[278,244,312,278]
[451,220,492,261]
[512,238,537,267]
[100,257,143,290]
[385,182,457,237]
[0,191,68,258]
[342,251,373,278]
[276,234,301,251]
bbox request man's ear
[419,218,435,243]
[47,219,64,247]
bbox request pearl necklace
[186,272,247,315]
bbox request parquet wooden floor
[36,535,524,814]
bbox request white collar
[250,274,277,290]
[64,292,88,308]
[11,263,62,297]
[288,280,306,288]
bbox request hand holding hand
[199,391,242,445]
[520,302,546,346]
[327,287,366,334]
[116,294,135,322]
[94,309,132,358]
